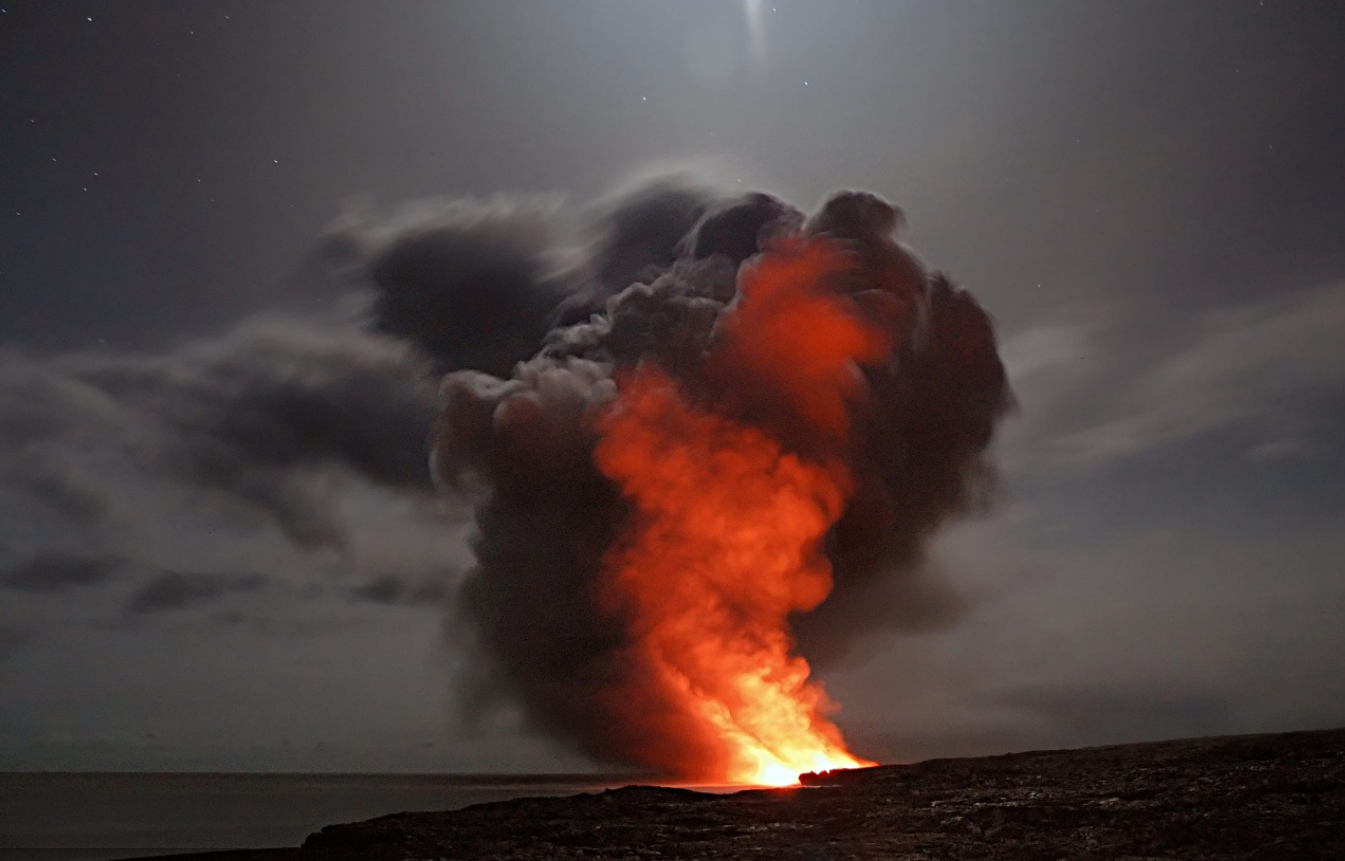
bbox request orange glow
[593,239,880,786]
[716,238,892,436]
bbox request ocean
[0,772,632,860]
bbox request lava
[593,240,883,785]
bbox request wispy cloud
[1002,283,1345,469]
[1062,282,1345,461]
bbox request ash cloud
[0,176,1009,775]
[431,179,1011,774]
[322,195,569,377]
[551,177,715,326]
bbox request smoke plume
[0,176,1007,779]
[422,180,1011,781]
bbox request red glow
[593,239,880,786]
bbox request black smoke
[0,177,1009,776]
[322,195,567,377]
[424,179,1011,775]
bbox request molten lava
[593,240,884,786]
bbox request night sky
[2,0,1344,772]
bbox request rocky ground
[131,728,1345,860]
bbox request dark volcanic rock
[129,728,1345,860]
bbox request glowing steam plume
[422,183,1011,786]
[594,241,881,785]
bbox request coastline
[117,727,1345,860]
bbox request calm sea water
[0,772,633,861]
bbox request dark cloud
[79,319,439,493]
[0,314,469,658]
[551,177,716,328]
[127,570,269,615]
[348,575,406,605]
[0,318,439,553]
[323,196,568,377]
[683,192,803,266]
[348,573,449,607]
[585,177,714,301]
[0,552,122,594]
[434,183,1011,776]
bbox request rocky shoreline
[127,728,1345,860]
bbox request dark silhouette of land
[127,728,1345,860]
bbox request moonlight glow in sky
[745,0,767,68]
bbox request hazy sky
[1,0,1343,771]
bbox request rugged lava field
[136,728,1344,861]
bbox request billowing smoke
[410,179,1011,779]
[1,175,1008,779]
